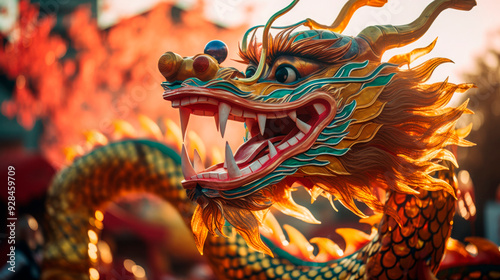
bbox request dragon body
[42,140,191,279]
[42,0,500,279]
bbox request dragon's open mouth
[163,86,337,191]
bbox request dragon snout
[158,40,228,82]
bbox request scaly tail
[41,140,194,280]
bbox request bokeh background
[1,0,499,279]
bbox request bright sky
[202,0,500,85]
[97,0,500,84]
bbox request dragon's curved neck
[363,186,455,278]
[203,167,456,279]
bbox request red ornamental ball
[204,40,228,64]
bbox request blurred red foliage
[0,1,248,167]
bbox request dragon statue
[41,0,500,279]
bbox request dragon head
[159,0,475,256]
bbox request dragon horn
[305,0,388,33]
[238,0,300,84]
[357,0,476,59]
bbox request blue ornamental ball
[204,40,228,64]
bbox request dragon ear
[357,0,476,59]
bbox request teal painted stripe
[321,120,352,136]
[304,146,349,157]
[360,73,396,90]
[221,168,297,198]
[317,135,344,145]
[334,60,369,78]
[288,154,328,162]
[328,101,356,127]
[281,158,330,167]
[206,84,252,97]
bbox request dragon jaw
[163,87,337,192]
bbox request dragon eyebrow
[238,27,353,66]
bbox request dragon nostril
[193,56,210,73]
[158,51,183,81]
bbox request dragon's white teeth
[267,140,278,158]
[296,132,305,140]
[287,110,297,121]
[243,111,256,118]
[206,98,218,105]
[193,149,204,173]
[258,154,270,165]
[287,137,298,146]
[257,114,267,136]
[249,160,262,172]
[218,172,228,180]
[296,118,311,134]
[313,103,326,115]
[231,107,243,117]
[181,145,196,179]
[241,166,251,175]
[219,102,231,138]
[225,142,241,178]
[181,97,190,106]
[277,142,289,150]
[179,107,191,140]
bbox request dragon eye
[275,65,299,83]
[245,67,256,78]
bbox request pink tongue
[234,135,283,165]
